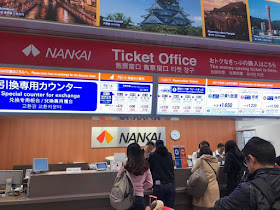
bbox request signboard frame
[0,66,156,116]
[156,74,280,118]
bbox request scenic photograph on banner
[0,0,97,26]
[248,0,280,44]
[100,0,203,36]
[203,0,250,41]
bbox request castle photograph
[100,0,203,36]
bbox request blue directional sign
[0,77,98,113]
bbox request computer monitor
[33,158,49,173]
[0,170,23,189]
[96,162,108,171]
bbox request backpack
[250,178,280,210]
[110,169,135,210]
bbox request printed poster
[248,0,280,44]
[173,146,188,168]
[0,0,97,26]
[203,0,250,40]
[100,0,203,37]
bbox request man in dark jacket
[148,140,175,208]
[214,137,280,210]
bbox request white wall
[235,118,280,156]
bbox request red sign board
[0,32,279,80]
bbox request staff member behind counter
[213,143,225,165]
[192,141,210,165]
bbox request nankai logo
[46,48,92,61]
[22,44,40,57]
[22,44,91,61]
[96,130,114,144]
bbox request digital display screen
[96,162,107,169]
[0,67,153,115]
[33,159,48,171]
[99,73,153,114]
[157,76,280,117]
[157,77,207,115]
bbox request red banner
[0,32,279,80]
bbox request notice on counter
[99,73,153,114]
[0,67,99,113]
[157,77,207,115]
[173,146,188,169]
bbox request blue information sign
[171,86,205,94]
[100,92,113,104]
[118,84,151,92]
[0,77,98,112]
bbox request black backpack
[250,178,280,210]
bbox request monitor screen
[96,162,107,170]
[33,158,49,172]
[0,170,23,189]
[0,68,153,115]
[157,76,280,117]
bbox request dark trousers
[153,182,176,208]
[129,196,145,210]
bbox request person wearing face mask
[214,137,280,210]
[213,143,225,165]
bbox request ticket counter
[0,167,226,210]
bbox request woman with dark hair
[223,140,245,195]
[122,143,153,210]
[191,146,219,210]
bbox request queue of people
[214,137,280,209]
[111,137,280,210]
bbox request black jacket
[214,168,280,210]
[223,153,244,195]
[148,146,174,184]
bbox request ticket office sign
[99,73,153,114]
[157,77,207,115]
